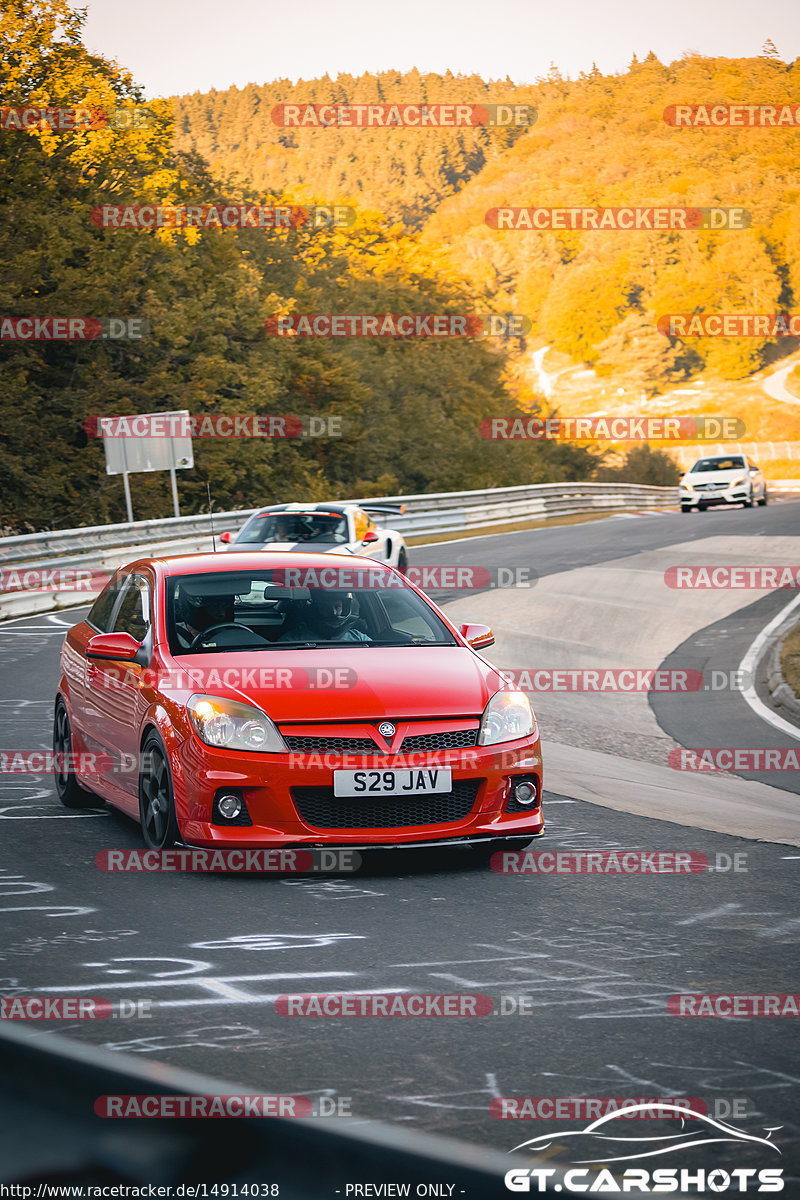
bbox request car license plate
[333,768,452,797]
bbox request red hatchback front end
[56,552,544,854]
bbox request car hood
[683,468,748,486]
[169,646,505,722]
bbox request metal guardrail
[0,483,678,563]
[0,482,679,620]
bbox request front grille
[291,779,482,829]
[400,729,478,752]
[283,728,479,755]
[283,736,379,754]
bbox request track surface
[1,503,798,1182]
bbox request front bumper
[680,485,750,507]
[172,735,544,848]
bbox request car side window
[86,576,125,632]
[111,575,150,642]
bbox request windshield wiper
[263,640,377,649]
[262,641,319,649]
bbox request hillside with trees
[0,2,591,533]
[173,73,536,229]
[3,2,798,533]
[177,53,800,388]
[422,51,800,386]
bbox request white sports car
[219,502,409,571]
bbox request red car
[54,552,544,857]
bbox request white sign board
[101,411,194,476]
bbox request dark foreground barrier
[0,1020,531,1196]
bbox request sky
[81,0,800,99]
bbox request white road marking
[738,592,800,742]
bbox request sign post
[100,411,194,521]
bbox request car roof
[253,503,352,516]
[126,551,396,578]
[695,454,746,461]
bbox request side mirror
[220,531,232,544]
[362,531,379,544]
[86,632,142,661]
[459,623,495,650]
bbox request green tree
[595,444,680,485]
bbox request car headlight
[680,481,693,491]
[731,476,747,487]
[187,694,287,752]
[478,690,536,745]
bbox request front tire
[139,733,179,849]
[53,700,98,809]
[758,492,768,507]
[397,547,408,574]
[680,503,692,513]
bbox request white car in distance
[679,454,768,513]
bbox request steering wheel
[189,622,253,649]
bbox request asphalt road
[1,502,798,1186]
[652,588,800,793]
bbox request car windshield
[689,457,745,473]
[235,512,349,545]
[166,570,457,653]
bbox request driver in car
[272,515,294,542]
[279,590,370,642]
[175,592,234,648]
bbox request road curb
[765,616,800,725]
